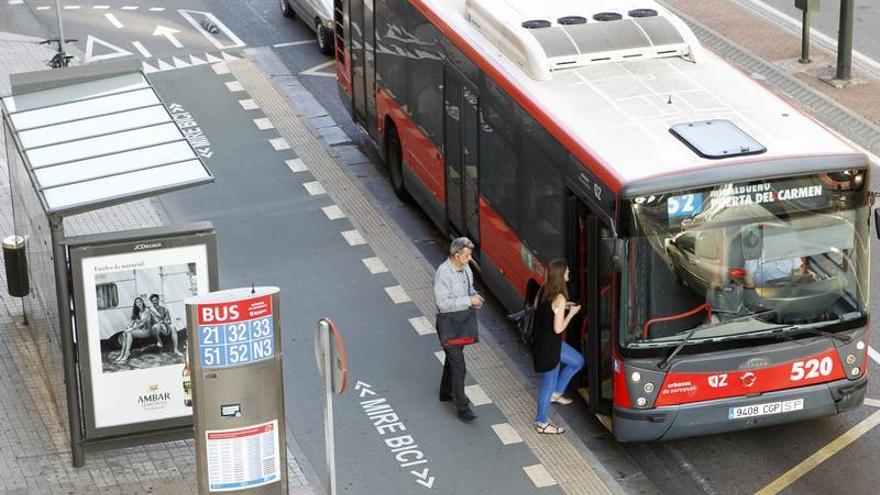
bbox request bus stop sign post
[186,287,288,494]
[794,0,820,64]
[314,318,348,495]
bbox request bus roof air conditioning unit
[465,0,704,80]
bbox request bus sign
[196,295,275,368]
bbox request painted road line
[212,62,230,75]
[104,13,123,29]
[755,408,880,495]
[269,137,290,151]
[273,40,317,48]
[156,59,175,71]
[341,229,366,246]
[153,25,183,48]
[300,59,337,78]
[121,5,138,10]
[92,5,109,9]
[149,7,165,11]
[363,256,388,274]
[222,52,239,61]
[465,385,491,406]
[285,158,307,172]
[522,464,557,488]
[141,61,158,74]
[434,350,444,364]
[84,35,132,63]
[131,41,151,58]
[321,205,345,220]
[205,53,224,63]
[868,345,880,365]
[491,423,523,446]
[239,99,259,111]
[8,0,24,5]
[171,57,191,68]
[302,181,326,196]
[179,9,246,50]
[63,5,80,9]
[253,118,274,130]
[36,5,50,9]
[384,285,411,304]
[224,80,244,92]
[188,54,208,65]
[407,316,434,335]
[864,398,880,408]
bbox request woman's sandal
[536,423,564,434]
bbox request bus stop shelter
[2,62,216,466]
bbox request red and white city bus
[333,0,879,440]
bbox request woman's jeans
[536,341,585,424]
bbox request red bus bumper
[612,375,867,442]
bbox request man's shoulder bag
[436,308,479,348]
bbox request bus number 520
[790,357,833,381]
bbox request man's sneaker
[551,393,573,405]
[457,408,478,421]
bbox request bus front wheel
[386,127,411,202]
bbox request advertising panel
[68,224,217,438]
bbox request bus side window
[96,283,119,310]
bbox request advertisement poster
[75,237,213,431]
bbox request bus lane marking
[754,408,880,495]
[522,464,557,488]
[303,181,326,196]
[868,345,880,365]
[384,285,411,304]
[321,205,345,220]
[354,381,436,489]
[490,423,522,445]
[285,158,307,172]
[407,316,434,335]
[168,103,213,158]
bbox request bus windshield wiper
[657,326,701,370]
[777,321,853,344]
[656,309,778,369]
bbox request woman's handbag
[507,288,541,346]
[436,308,479,347]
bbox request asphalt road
[3,1,879,494]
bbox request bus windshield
[620,170,870,348]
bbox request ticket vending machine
[185,287,287,494]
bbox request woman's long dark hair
[131,297,144,321]
[540,259,569,305]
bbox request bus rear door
[565,191,614,415]
[443,65,480,243]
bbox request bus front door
[348,0,376,137]
[565,193,614,415]
[443,65,480,243]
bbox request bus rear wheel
[386,127,411,202]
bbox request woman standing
[532,259,584,434]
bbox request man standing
[434,237,484,421]
[148,294,183,356]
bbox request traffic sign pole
[320,320,337,495]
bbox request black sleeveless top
[532,297,562,373]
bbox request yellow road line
[755,409,880,495]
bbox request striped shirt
[434,258,476,314]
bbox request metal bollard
[2,235,30,297]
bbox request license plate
[728,398,804,420]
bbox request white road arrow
[355,380,376,398]
[153,25,183,48]
[411,468,435,489]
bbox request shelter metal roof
[1,72,213,215]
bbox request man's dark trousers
[440,346,468,411]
